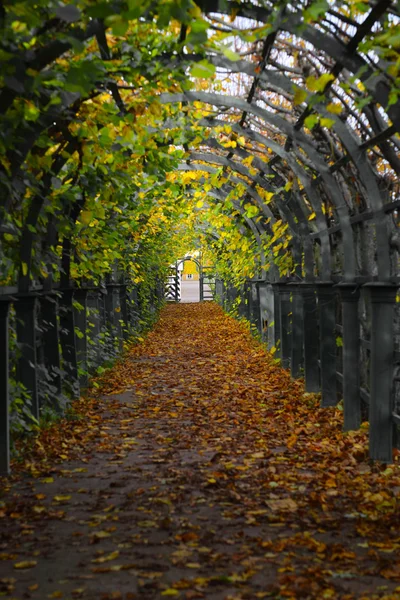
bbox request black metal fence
[216,278,400,464]
[0,278,164,475]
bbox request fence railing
[0,278,164,475]
[216,278,400,463]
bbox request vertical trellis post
[73,288,89,388]
[253,282,262,335]
[200,271,204,302]
[365,283,397,462]
[289,283,304,379]
[0,298,11,475]
[316,283,337,407]
[238,282,249,319]
[15,294,39,419]
[105,282,117,331]
[129,285,139,329]
[257,281,269,345]
[59,288,79,398]
[248,281,255,325]
[271,283,281,357]
[301,284,320,392]
[87,289,102,370]
[119,283,129,340]
[278,283,291,369]
[337,284,361,431]
[106,281,124,349]
[40,292,62,405]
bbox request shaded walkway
[1,303,400,599]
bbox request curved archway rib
[195,1,400,130]
[160,90,392,279]
[178,162,294,281]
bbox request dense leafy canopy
[1,0,399,290]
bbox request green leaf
[304,0,329,22]
[190,60,216,79]
[187,18,209,45]
[221,47,241,61]
[244,204,259,219]
[304,115,319,129]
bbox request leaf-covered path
[2,303,400,600]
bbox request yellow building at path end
[182,260,199,281]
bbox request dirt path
[1,303,400,600]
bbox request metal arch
[315,104,393,280]
[180,158,301,276]
[168,115,326,280]
[197,134,322,280]
[177,164,283,281]
[160,91,382,279]
[176,255,202,271]
[177,162,276,228]
[178,153,310,281]
[194,2,400,131]
[182,186,275,281]
[159,92,340,253]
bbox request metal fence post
[278,283,291,369]
[364,283,397,462]
[301,284,320,392]
[289,283,304,379]
[271,283,281,357]
[337,283,361,431]
[40,291,62,406]
[87,289,102,370]
[119,283,129,340]
[59,288,79,398]
[15,294,39,419]
[316,283,337,407]
[0,299,11,475]
[73,288,89,388]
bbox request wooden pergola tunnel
[1,0,400,472]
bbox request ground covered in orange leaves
[1,302,400,600]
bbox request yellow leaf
[40,477,54,483]
[284,181,293,191]
[92,531,111,539]
[308,211,316,220]
[22,262,28,276]
[293,88,307,105]
[14,560,37,569]
[326,102,342,114]
[161,590,180,597]
[80,210,93,225]
[91,550,119,563]
[266,498,298,512]
[53,495,71,502]
[33,506,46,514]
[320,117,335,129]
[196,200,204,208]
